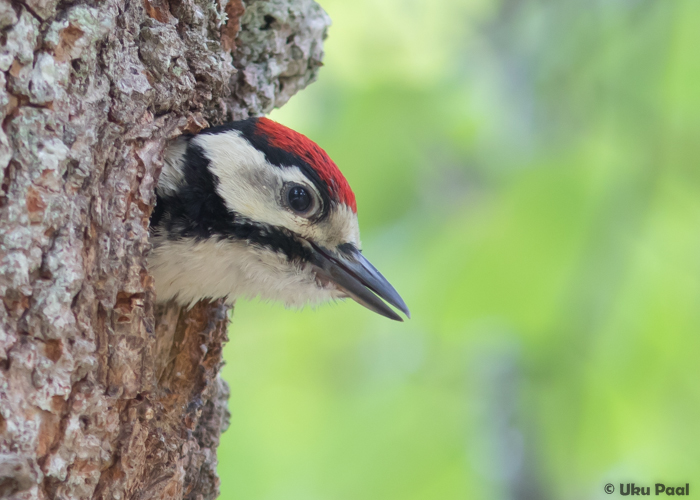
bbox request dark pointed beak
[308,243,410,321]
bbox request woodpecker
[148,117,410,321]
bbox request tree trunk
[0,0,329,498]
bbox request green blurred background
[218,0,700,498]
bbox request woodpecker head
[149,117,409,321]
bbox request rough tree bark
[0,0,329,498]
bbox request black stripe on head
[198,119,333,220]
[150,140,311,262]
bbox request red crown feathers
[254,118,357,213]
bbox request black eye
[287,185,312,213]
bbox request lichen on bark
[0,0,330,498]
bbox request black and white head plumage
[149,118,409,321]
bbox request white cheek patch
[192,129,361,250]
[193,130,321,231]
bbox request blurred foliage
[218,0,700,498]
